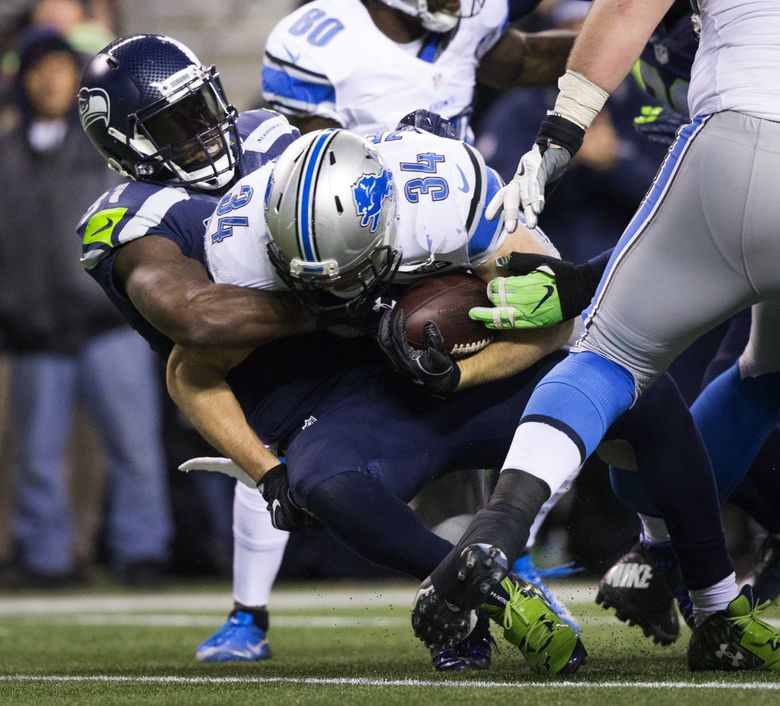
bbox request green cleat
[688,585,780,671]
[481,573,586,675]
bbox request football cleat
[688,585,780,671]
[411,577,477,649]
[480,572,587,675]
[430,612,494,671]
[513,553,581,632]
[596,541,686,645]
[195,610,271,662]
[745,534,780,604]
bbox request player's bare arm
[476,27,576,89]
[114,235,316,348]
[455,228,573,390]
[566,0,674,93]
[166,344,279,483]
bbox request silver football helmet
[265,129,400,313]
[378,0,485,33]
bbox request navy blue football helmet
[78,34,238,191]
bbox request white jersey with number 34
[204,128,518,290]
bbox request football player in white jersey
[262,0,575,139]
[419,0,780,672]
[174,125,587,674]
[259,0,581,638]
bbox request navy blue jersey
[636,9,698,117]
[77,109,298,356]
[76,108,383,444]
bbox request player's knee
[306,470,378,523]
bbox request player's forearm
[455,322,573,390]
[118,236,317,349]
[477,28,576,89]
[565,0,675,94]
[166,345,279,483]
[175,285,317,349]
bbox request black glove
[497,251,602,322]
[377,308,460,397]
[257,463,320,533]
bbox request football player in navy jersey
[77,33,318,665]
[77,33,584,673]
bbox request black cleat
[596,541,681,645]
[457,543,511,599]
[430,612,494,671]
[412,578,477,649]
[413,544,509,651]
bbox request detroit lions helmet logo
[352,169,393,233]
[78,87,110,129]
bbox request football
[392,272,494,358]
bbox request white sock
[232,482,289,608]
[502,421,582,497]
[690,572,739,626]
[638,514,671,545]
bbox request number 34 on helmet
[265,129,401,314]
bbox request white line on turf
[0,583,600,615]
[8,613,777,629]
[0,675,777,690]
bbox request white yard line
[0,675,777,690]
[0,582,599,614]
[0,612,777,630]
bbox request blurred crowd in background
[0,0,764,591]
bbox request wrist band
[536,114,585,157]
[553,69,610,130]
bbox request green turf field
[0,580,777,705]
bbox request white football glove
[487,143,573,232]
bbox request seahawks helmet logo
[352,170,392,233]
[78,87,110,129]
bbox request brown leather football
[392,272,494,359]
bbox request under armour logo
[715,644,745,667]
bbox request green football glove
[469,266,562,330]
[469,251,601,330]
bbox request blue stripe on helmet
[298,129,336,261]
[468,166,503,260]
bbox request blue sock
[523,351,635,458]
[692,363,780,500]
